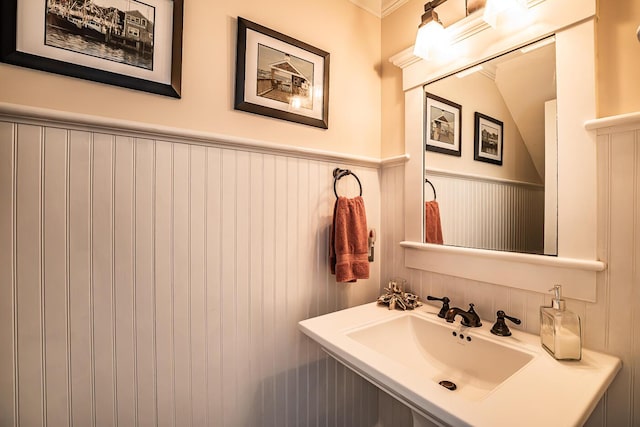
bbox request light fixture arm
[420,0,448,26]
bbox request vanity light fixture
[483,0,528,29]
[413,0,449,60]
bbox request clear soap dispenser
[540,285,582,360]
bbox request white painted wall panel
[235,150,252,427]
[0,115,380,427]
[600,129,636,427]
[92,133,116,427]
[260,153,278,427]
[154,141,175,427]
[68,130,94,427]
[134,138,157,427]
[0,122,16,427]
[42,127,70,427]
[219,149,237,426]
[114,136,136,427]
[16,124,44,427]
[189,145,207,427]
[172,143,191,427]
[205,147,223,426]
[248,151,265,425]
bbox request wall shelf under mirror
[393,0,604,302]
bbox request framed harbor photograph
[235,17,330,129]
[0,0,183,97]
[425,93,462,157]
[474,112,504,165]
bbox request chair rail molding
[0,102,386,168]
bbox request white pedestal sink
[299,302,621,427]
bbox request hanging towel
[425,200,444,244]
[330,196,370,283]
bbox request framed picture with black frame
[0,0,183,98]
[425,93,462,157]
[474,112,504,165]
[235,17,330,129]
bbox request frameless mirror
[423,36,557,255]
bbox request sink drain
[439,380,457,391]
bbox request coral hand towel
[330,196,370,282]
[425,200,444,244]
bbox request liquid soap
[540,285,582,360]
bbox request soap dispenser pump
[540,285,582,360]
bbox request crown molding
[347,0,410,18]
[348,0,382,17]
[382,0,411,17]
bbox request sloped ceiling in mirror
[494,43,556,182]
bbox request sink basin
[299,302,621,427]
[347,314,534,401]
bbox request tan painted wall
[382,0,640,156]
[0,0,382,158]
[381,0,424,158]
[597,0,640,117]
[4,0,635,158]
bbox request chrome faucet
[444,303,482,327]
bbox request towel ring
[425,178,437,200]
[333,168,363,199]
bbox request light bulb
[414,20,448,60]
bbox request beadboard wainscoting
[425,170,544,254]
[380,118,640,426]
[0,108,382,427]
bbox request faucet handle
[462,303,482,327]
[426,295,450,318]
[490,310,522,336]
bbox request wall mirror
[423,36,558,255]
[394,0,604,301]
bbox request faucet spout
[444,304,482,327]
[444,307,467,322]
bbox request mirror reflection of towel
[330,196,370,283]
[425,201,443,244]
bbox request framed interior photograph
[235,17,330,129]
[425,93,462,156]
[0,0,183,97]
[474,112,504,165]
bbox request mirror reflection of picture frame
[474,112,504,165]
[425,93,462,157]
